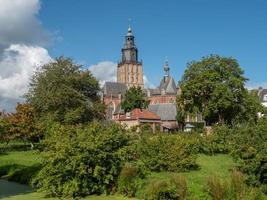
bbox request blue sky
[40,0,267,87]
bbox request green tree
[121,86,149,113]
[177,55,250,125]
[26,57,105,124]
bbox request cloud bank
[0,0,52,111]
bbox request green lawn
[136,154,235,199]
[0,151,235,200]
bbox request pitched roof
[259,89,267,102]
[117,108,161,121]
[159,76,178,94]
[103,82,127,97]
[148,103,177,121]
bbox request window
[264,94,267,102]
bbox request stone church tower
[117,26,144,88]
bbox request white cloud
[143,75,155,88]
[0,44,51,99]
[0,0,50,46]
[88,61,117,86]
[0,0,52,111]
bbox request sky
[0,0,267,111]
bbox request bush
[170,174,187,200]
[143,180,178,200]
[230,121,267,187]
[139,134,199,172]
[199,125,231,155]
[206,171,266,200]
[32,122,131,198]
[206,176,226,200]
[143,175,188,200]
[118,162,147,197]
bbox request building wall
[117,62,144,88]
[148,95,176,104]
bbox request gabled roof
[103,82,127,97]
[148,103,177,121]
[159,76,178,95]
[117,108,161,121]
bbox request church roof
[103,82,127,97]
[148,103,177,121]
[159,76,178,95]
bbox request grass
[136,154,235,199]
[0,151,235,199]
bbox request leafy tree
[121,86,149,113]
[0,112,9,143]
[26,57,105,124]
[177,55,250,125]
[32,122,131,198]
[5,103,41,148]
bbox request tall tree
[26,57,105,124]
[121,86,149,113]
[177,55,251,125]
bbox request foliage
[143,180,178,200]
[139,134,199,172]
[32,122,131,198]
[199,125,231,155]
[0,112,9,144]
[121,86,150,113]
[230,121,267,187]
[118,162,147,197]
[26,57,105,124]
[206,171,265,200]
[170,174,187,200]
[4,103,42,148]
[177,55,261,125]
[143,174,187,200]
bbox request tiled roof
[103,82,127,97]
[159,76,178,94]
[148,103,177,121]
[118,108,161,121]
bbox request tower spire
[164,57,170,77]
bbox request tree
[32,122,131,198]
[177,55,250,125]
[5,103,41,148]
[121,86,150,113]
[26,57,105,124]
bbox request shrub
[206,176,226,200]
[143,180,178,200]
[199,125,231,155]
[230,121,267,186]
[170,174,187,200]
[118,162,147,197]
[207,172,265,200]
[32,122,131,198]
[139,134,198,172]
[142,174,188,200]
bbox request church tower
[117,26,144,88]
